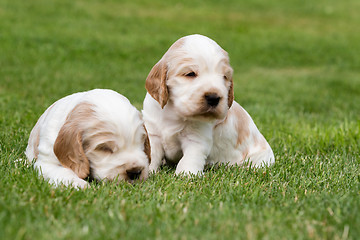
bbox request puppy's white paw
[149,164,159,173]
[175,163,203,176]
[71,179,90,189]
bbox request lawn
[1,0,359,239]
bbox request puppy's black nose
[126,167,143,180]
[205,93,221,107]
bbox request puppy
[26,89,150,188]
[142,34,274,175]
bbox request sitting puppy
[142,34,274,175]
[26,89,150,188]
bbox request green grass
[1,0,360,239]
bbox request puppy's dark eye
[223,75,228,80]
[185,72,197,78]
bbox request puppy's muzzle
[205,93,221,107]
[126,166,144,180]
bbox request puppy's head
[53,102,150,184]
[146,34,234,120]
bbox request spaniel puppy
[26,89,150,188]
[142,34,274,175]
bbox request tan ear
[145,60,169,108]
[53,103,93,179]
[143,125,151,164]
[220,49,234,108]
[228,77,234,108]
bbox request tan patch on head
[233,104,250,146]
[145,38,186,108]
[53,102,95,179]
[167,37,186,52]
[82,124,115,152]
[167,57,196,77]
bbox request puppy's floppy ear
[221,49,234,108]
[53,103,93,179]
[143,125,151,164]
[145,59,169,108]
[228,76,234,108]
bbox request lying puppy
[26,89,150,188]
[143,34,274,175]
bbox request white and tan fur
[142,34,274,175]
[26,89,150,188]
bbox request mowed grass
[1,0,360,239]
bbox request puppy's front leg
[148,134,165,173]
[175,123,213,175]
[175,146,208,175]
